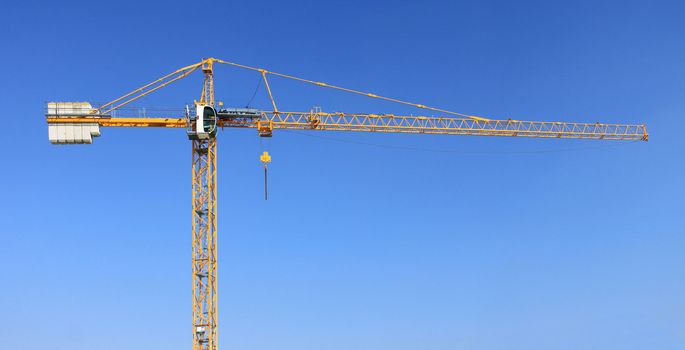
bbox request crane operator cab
[186,104,217,140]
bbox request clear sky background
[1,1,683,349]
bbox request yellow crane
[45,57,648,350]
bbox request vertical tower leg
[192,138,218,350]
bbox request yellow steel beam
[191,138,218,350]
[193,65,218,350]
[264,111,649,141]
[47,111,649,141]
[46,117,186,127]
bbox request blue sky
[1,0,684,349]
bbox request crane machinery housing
[45,57,648,350]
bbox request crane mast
[44,58,648,350]
[192,60,218,350]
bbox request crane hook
[260,151,271,200]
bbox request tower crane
[45,58,648,350]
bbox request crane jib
[46,109,649,143]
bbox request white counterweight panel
[48,123,100,144]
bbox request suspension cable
[97,57,489,122]
[213,58,489,122]
[99,60,205,115]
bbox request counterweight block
[46,102,101,144]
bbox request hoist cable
[245,75,262,108]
